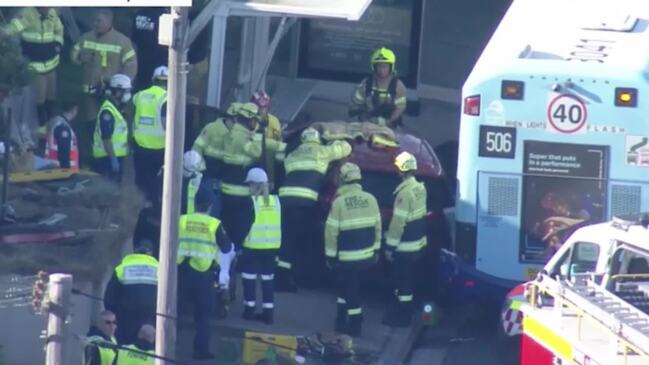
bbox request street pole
[155,6,189,365]
[45,274,72,365]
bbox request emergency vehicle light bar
[611,213,649,231]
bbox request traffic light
[32,271,48,313]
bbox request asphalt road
[407,306,519,365]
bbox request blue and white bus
[453,0,649,302]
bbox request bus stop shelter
[191,0,373,121]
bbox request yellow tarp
[311,121,399,147]
[242,331,298,365]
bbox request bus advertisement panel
[520,141,608,263]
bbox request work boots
[342,315,362,337]
[335,302,347,332]
[255,308,274,325]
[242,305,256,320]
[381,302,413,328]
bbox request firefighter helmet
[152,66,169,81]
[237,102,259,119]
[394,151,417,172]
[301,127,320,144]
[340,162,362,183]
[371,47,396,70]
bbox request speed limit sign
[547,94,588,134]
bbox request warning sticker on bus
[547,94,588,134]
[625,135,649,167]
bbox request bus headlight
[501,80,525,100]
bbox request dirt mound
[0,173,143,281]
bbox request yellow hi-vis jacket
[7,7,63,74]
[325,183,381,262]
[279,140,351,204]
[386,176,428,253]
[115,344,154,365]
[220,123,285,197]
[192,118,232,179]
[84,335,117,365]
[71,28,137,94]
[114,254,159,286]
[244,195,281,250]
[93,100,129,158]
[178,213,221,272]
[133,85,166,150]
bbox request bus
[452,0,649,304]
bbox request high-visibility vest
[45,118,79,171]
[93,100,129,158]
[114,254,159,286]
[115,344,154,365]
[85,335,117,365]
[177,213,221,272]
[185,173,202,214]
[133,85,166,150]
[8,8,63,74]
[244,195,281,250]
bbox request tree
[0,31,32,101]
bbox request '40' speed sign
[546,94,588,134]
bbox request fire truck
[505,215,649,364]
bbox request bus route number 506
[479,125,517,159]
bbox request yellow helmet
[237,102,259,119]
[340,162,362,183]
[226,102,242,116]
[301,127,321,144]
[371,47,396,69]
[394,151,417,172]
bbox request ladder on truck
[536,275,649,358]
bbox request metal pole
[1,106,10,222]
[45,274,72,365]
[155,6,189,365]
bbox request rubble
[0,172,143,281]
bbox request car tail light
[463,95,480,116]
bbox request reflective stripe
[179,237,215,246]
[122,49,136,63]
[116,344,154,365]
[186,174,201,214]
[337,297,346,304]
[398,295,413,302]
[262,303,274,309]
[244,301,256,307]
[241,273,257,280]
[338,248,376,262]
[348,307,362,316]
[277,259,291,269]
[177,249,217,260]
[28,55,60,73]
[220,182,250,196]
[83,40,122,53]
[394,96,407,106]
[278,186,318,201]
[260,274,274,281]
[510,300,522,310]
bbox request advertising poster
[520,141,609,263]
[298,0,422,86]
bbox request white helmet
[183,150,203,176]
[109,74,132,90]
[244,167,268,184]
[152,66,168,82]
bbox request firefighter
[325,162,381,336]
[382,151,428,327]
[349,47,407,128]
[45,101,79,170]
[71,8,137,156]
[92,74,131,182]
[104,241,158,345]
[240,167,281,325]
[178,187,234,360]
[115,324,155,365]
[132,66,168,202]
[6,7,63,126]
[191,102,241,218]
[220,102,284,252]
[84,310,118,365]
[277,127,351,291]
[250,90,282,188]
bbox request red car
[280,122,453,296]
